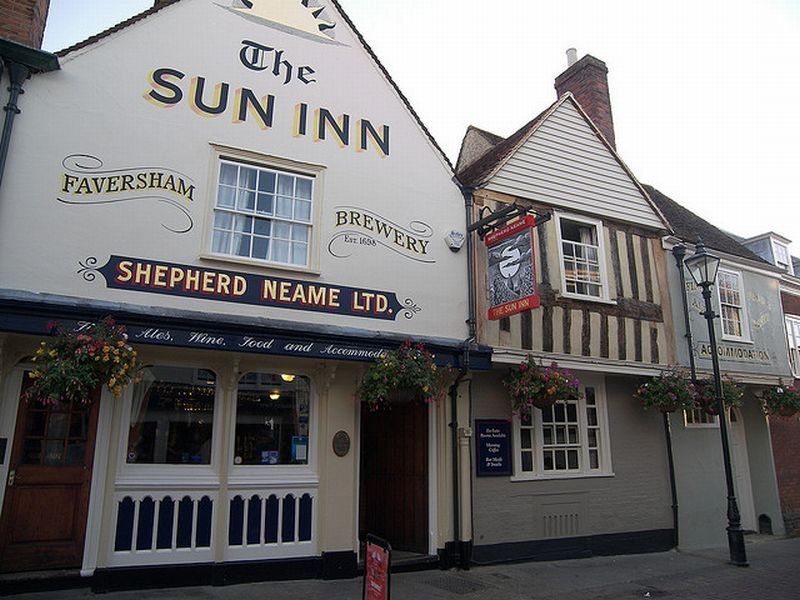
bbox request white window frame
[115,363,223,488]
[201,144,325,275]
[683,403,719,428]
[716,268,751,342]
[228,369,318,484]
[772,240,794,275]
[512,373,613,480]
[786,315,800,378]
[555,212,612,303]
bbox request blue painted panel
[229,495,244,546]
[114,497,135,551]
[282,495,296,543]
[299,494,313,541]
[247,495,262,545]
[265,495,279,543]
[156,496,175,549]
[197,496,213,548]
[176,496,194,548]
[136,497,155,550]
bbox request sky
[42,0,800,247]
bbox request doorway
[359,400,429,555]
[728,408,756,532]
[0,373,100,572]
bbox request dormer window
[772,240,794,275]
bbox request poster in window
[486,215,539,320]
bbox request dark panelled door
[359,399,428,554]
[0,374,100,573]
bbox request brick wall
[0,0,50,49]
[554,54,616,149]
[770,414,800,535]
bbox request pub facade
[0,0,487,587]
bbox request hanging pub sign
[485,215,539,320]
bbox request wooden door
[0,374,100,572]
[359,400,428,554]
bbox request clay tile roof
[56,0,181,57]
[456,101,556,186]
[642,184,767,263]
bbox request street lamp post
[683,242,748,566]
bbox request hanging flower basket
[23,317,140,406]
[759,383,800,417]
[357,340,447,411]
[503,356,580,413]
[693,376,744,416]
[634,368,695,413]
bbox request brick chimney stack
[554,52,616,150]
[0,0,51,49]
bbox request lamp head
[684,241,721,287]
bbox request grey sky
[42,0,800,247]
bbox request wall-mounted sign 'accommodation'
[697,343,771,364]
[78,255,417,320]
[485,215,538,320]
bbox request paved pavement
[10,536,800,599]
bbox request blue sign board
[475,419,512,476]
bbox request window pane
[253,218,271,237]
[239,167,257,190]
[295,200,312,222]
[277,174,294,196]
[273,221,291,240]
[214,211,233,229]
[258,171,276,192]
[252,237,270,260]
[234,373,310,465]
[217,186,236,208]
[567,450,579,469]
[212,230,231,254]
[543,451,554,471]
[127,366,216,465]
[257,193,274,215]
[237,189,255,211]
[219,163,238,186]
[272,240,290,263]
[555,451,566,470]
[520,428,532,449]
[589,450,599,469]
[291,243,308,266]
[276,196,293,218]
[296,178,312,199]
[232,234,251,257]
[542,426,553,445]
[521,451,533,472]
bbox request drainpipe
[0,61,30,189]
[662,243,697,549]
[445,183,478,568]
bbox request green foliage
[693,376,744,415]
[503,356,581,412]
[357,340,448,411]
[634,369,696,413]
[760,382,800,416]
[24,317,140,405]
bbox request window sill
[719,335,754,345]
[198,252,321,276]
[510,471,615,482]
[557,292,617,306]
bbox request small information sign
[363,534,391,600]
[475,419,512,476]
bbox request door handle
[7,469,15,487]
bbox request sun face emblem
[221,0,339,43]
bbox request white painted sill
[198,252,321,276]
[557,292,617,306]
[510,471,615,482]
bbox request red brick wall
[0,0,50,49]
[554,55,616,149]
[770,414,800,535]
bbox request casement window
[556,213,609,300]
[514,378,611,479]
[772,241,794,275]
[210,156,319,268]
[233,372,311,466]
[684,403,718,427]
[786,316,800,378]
[716,269,749,340]
[126,366,217,465]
